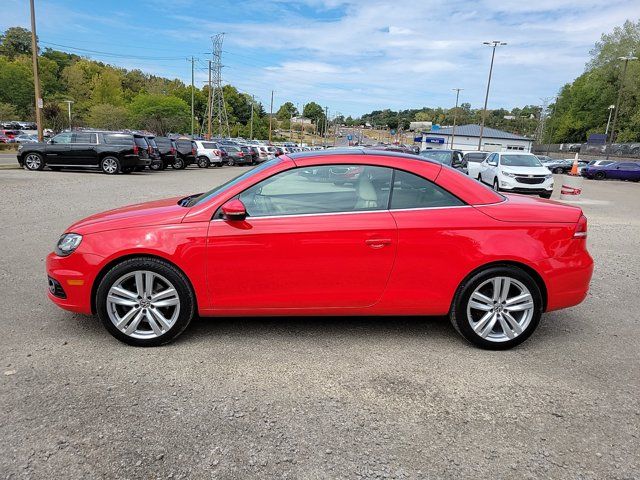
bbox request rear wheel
[96,257,195,347]
[149,161,162,171]
[227,158,235,167]
[197,156,210,168]
[594,171,606,180]
[553,167,563,174]
[173,157,185,170]
[100,156,120,175]
[449,265,543,350]
[24,153,45,171]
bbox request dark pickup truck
[17,131,151,174]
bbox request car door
[616,162,640,180]
[206,164,397,310]
[44,132,72,164]
[480,153,497,183]
[69,132,98,166]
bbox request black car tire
[553,167,563,174]
[100,156,121,175]
[539,192,552,199]
[449,265,543,350]
[197,156,210,168]
[227,158,235,167]
[96,257,195,347]
[24,153,45,171]
[173,158,185,170]
[149,161,162,171]
[493,178,500,191]
[594,171,606,180]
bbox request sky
[2,0,638,117]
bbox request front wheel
[149,161,162,171]
[227,158,235,167]
[173,157,185,170]
[553,167,563,174]
[197,156,210,168]
[96,257,196,347]
[101,156,120,174]
[449,266,543,350]
[594,171,606,180]
[24,153,45,171]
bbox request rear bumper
[544,249,594,312]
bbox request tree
[303,102,326,134]
[0,102,18,119]
[0,27,33,58]
[128,94,190,134]
[276,102,297,120]
[87,104,129,130]
[91,69,124,106]
[0,57,33,115]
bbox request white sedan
[478,152,554,199]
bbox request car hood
[501,166,550,175]
[67,197,189,235]
[475,194,582,223]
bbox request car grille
[515,175,546,185]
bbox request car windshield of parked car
[226,146,240,152]
[419,151,453,165]
[464,153,487,163]
[201,142,218,149]
[190,159,282,207]
[500,154,542,167]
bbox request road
[0,152,19,167]
[1,166,638,479]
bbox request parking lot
[1,166,638,479]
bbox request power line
[40,41,188,60]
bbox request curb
[0,164,21,170]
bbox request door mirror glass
[221,198,247,220]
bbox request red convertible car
[46,150,593,349]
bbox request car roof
[286,147,439,165]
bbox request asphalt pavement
[1,166,638,479]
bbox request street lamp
[63,100,74,130]
[451,88,463,149]
[606,53,637,158]
[605,104,615,135]
[478,41,507,151]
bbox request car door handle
[365,238,392,249]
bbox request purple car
[581,161,640,182]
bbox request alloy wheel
[25,154,42,170]
[466,276,534,343]
[102,158,118,174]
[106,270,180,339]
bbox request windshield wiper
[178,193,203,207]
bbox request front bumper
[499,176,553,194]
[46,251,104,314]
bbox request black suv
[17,131,151,174]
[173,139,196,169]
[154,136,178,169]
[144,135,163,170]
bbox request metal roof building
[422,124,533,152]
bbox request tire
[553,167,563,174]
[149,161,162,171]
[227,158,235,167]
[101,156,120,174]
[539,192,552,199]
[594,171,606,180]
[493,178,500,191]
[24,153,45,171]
[173,157,185,170]
[449,265,543,350]
[197,156,210,168]
[96,257,196,347]
[477,174,483,183]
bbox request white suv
[195,140,224,168]
[478,152,554,198]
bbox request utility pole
[478,41,506,150]
[450,88,463,149]
[191,56,195,137]
[210,33,230,138]
[63,100,73,130]
[606,53,637,159]
[268,90,274,144]
[323,106,329,147]
[300,103,305,146]
[29,0,43,142]
[249,95,254,140]
[207,60,212,139]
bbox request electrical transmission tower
[204,33,230,138]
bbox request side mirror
[48,139,55,144]
[221,198,247,221]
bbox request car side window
[238,165,392,217]
[489,154,499,166]
[390,170,464,209]
[619,163,638,170]
[72,133,96,144]
[51,132,72,144]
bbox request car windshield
[419,151,453,165]
[202,142,218,149]
[189,158,282,206]
[500,154,542,167]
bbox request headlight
[501,171,516,178]
[55,233,82,256]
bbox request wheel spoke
[472,311,494,333]
[503,312,523,335]
[469,292,493,311]
[498,315,516,339]
[499,278,511,302]
[153,297,179,308]
[135,272,144,298]
[479,313,499,338]
[115,307,139,330]
[492,277,502,302]
[505,293,534,312]
[110,286,137,300]
[146,310,163,336]
[149,308,171,330]
[124,310,144,335]
[107,294,137,307]
[151,288,177,302]
[144,271,155,297]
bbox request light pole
[605,105,615,135]
[478,41,507,151]
[29,0,43,142]
[450,88,463,149]
[606,53,637,158]
[63,100,74,130]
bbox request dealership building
[420,124,533,152]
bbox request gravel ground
[0,166,638,479]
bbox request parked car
[418,149,467,174]
[542,158,589,174]
[132,134,151,171]
[143,136,163,171]
[0,129,20,141]
[247,146,261,164]
[17,131,150,174]
[611,143,640,156]
[256,146,273,162]
[14,134,38,144]
[581,161,640,181]
[46,150,593,349]
[462,151,489,179]
[195,140,225,168]
[0,134,13,143]
[224,145,252,166]
[173,139,197,169]
[478,152,554,198]
[154,136,178,169]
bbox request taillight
[238,152,244,157]
[574,214,587,238]
[214,149,221,156]
[170,147,176,155]
[192,148,196,156]
[148,146,153,154]
[133,144,139,155]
